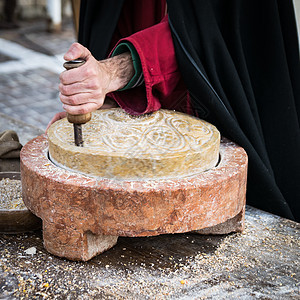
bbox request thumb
[64,42,91,61]
[46,111,67,132]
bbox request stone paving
[0,19,76,131]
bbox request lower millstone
[20,135,247,261]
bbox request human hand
[46,111,67,132]
[59,43,134,116]
[45,98,119,132]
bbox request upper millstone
[47,108,220,180]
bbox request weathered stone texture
[21,134,247,261]
[47,109,220,180]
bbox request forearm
[98,52,134,93]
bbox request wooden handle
[67,112,91,124]
[64,59,92,125]
[63,59,86,70]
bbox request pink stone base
[43,220,118,261]
[194,206,245,235]
[20,135,247,261]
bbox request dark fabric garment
[108,15,186,115]
[108,0,166,52]
[78,0,165,60]
[168,0,300,221]
[78,0,300,221]
[78,0,125,60]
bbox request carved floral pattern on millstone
[47,109,220,180]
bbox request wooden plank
[0,206,299,299]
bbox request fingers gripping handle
[63,59,92,125]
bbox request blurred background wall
[0,0,299,45]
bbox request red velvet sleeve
[108,17,190,115]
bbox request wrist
[99,52,134,93]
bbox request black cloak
[79,0,300,222]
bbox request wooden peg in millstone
[63,59,92,147]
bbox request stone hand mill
[20,108,247,261]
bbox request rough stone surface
[194,206,245,235]
[20,134,247,261]
[43,220,118,261]
[47,109,221,180]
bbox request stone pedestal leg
[194,206,245,235]
[43,221,118,261]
